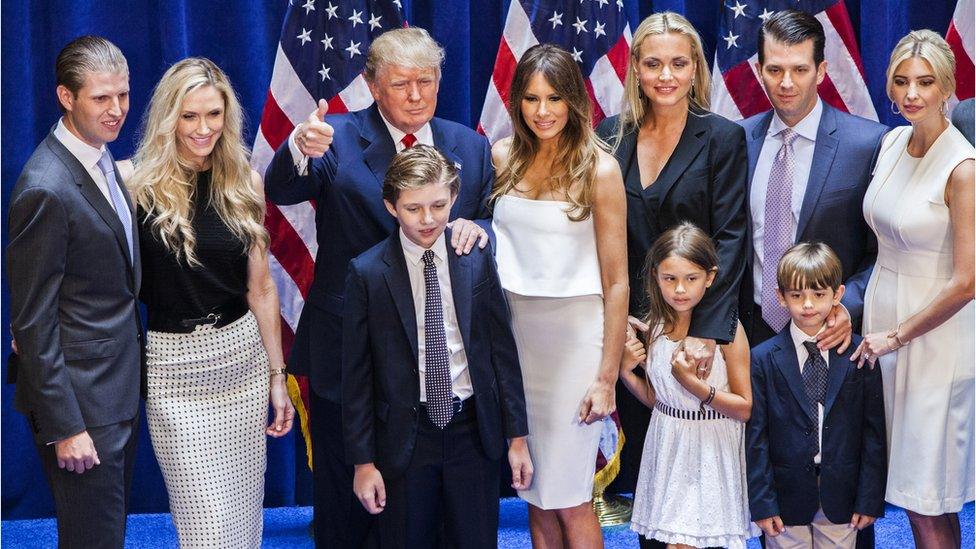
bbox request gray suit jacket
[6,131,143,445]
[952,98,974,146]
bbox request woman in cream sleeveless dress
[490,44,628,546]
[858,31,974,545]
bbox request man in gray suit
[952,97,974,146]
[6,36,142,549]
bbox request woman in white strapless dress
[490,44,628,547]
[854,31,974,548]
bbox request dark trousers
[38,415,139,549]
[378,400,499,549]
[311,392,372,548]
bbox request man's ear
[384,199,397,218]
[56,85,75,113]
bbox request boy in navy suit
[747,242,886,548]
[341,144,532,548]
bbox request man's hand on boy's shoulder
[817,303,853,353]
[448,218,489,255]
[755,515,785,537]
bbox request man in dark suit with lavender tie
[6,36,142,549]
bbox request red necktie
[401,133,417,149]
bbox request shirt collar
[377,109,432,148]
[399,228,447,267]
[790,320,826,351]
[769,98,823,143]
[53,118,106,171]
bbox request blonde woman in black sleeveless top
[122,58,294,548]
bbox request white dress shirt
[54,119,116,210]
[790,321,828,464]
[399,229,473,402]
[288,109,433,174]
[750,99,824,303]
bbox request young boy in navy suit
[341,144,532,548]
[747,242,886,549]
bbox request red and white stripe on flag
[947,0,975,101]
[711,1,878,122]
[478,0,633,143]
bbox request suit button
[412,406,418,415]
[805,429,812,436]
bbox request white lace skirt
[631,409,758,548]
[145,311,269,548]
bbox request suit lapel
[615,127,642,198]
[362,105,397,186]
[796,105,839,241]
[382,234,419,362]
[47,135,136,280]
[446,232,472,354]
[655,113,706,209]
[822,348,851,418]
[771,331,817,424]
[745,111,773,197]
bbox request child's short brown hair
[382,144,460,204]
[776,242,843,291]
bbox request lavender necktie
[422,249,453,428]
[97,151,134,265]
[761,128,798,332]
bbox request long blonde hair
[130,57,267,266]
[490,44,605,221]
[614,12,711,148]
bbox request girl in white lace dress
[620,223,758,548]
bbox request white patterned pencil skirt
[146,311,269,548]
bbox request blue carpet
[2,500,972,547]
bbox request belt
[654,400,726,421]
[148,298,249,333]
[420,396,470,417]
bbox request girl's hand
[671,349,699,385]
[620,334,647,374]
[850,332,897,369]
[578,380,615,425]
[267,374,296,437]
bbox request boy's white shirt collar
[399,228,447,266]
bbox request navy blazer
[738,105,887,330]
[264,104,494,400]
[340,230,528,479]
[597,110,748,344]
[746,330,886,525]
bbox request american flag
[947,0,975,103]
[477,0,632,488]
[479,0,632,141]
[251,0,405,467]
[710,0,878,121]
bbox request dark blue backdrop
[1,0,957,520]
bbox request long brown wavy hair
[642,222,719,342]
[490,44,606,221]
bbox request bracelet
[700,385,716,413]
[269,367,287,377]
[886,323,910,350]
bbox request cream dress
[862,124,975,515]
[493,194,605,510]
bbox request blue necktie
[802,341,829,453]
[422,249,453,428]
[96,151,134,265]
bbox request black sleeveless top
[138,170,249,324]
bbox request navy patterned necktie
[802,341,828,451]
[422,250,453,428]
[761,129,799,331]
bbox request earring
[890,101,900,115]
[941,101,949,116]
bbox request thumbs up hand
[295,99,334,158]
